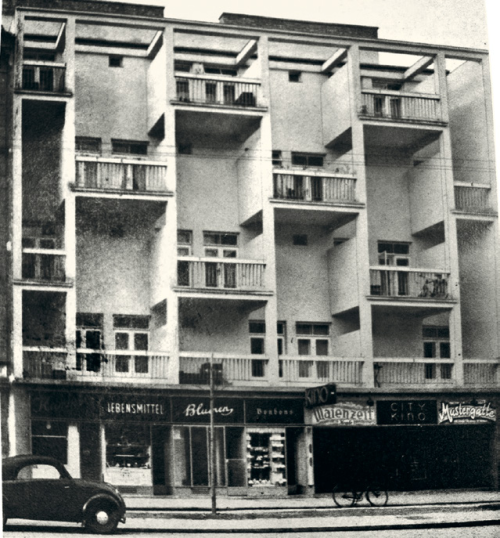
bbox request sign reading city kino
[438,401,496,424]
[307,402,376,426]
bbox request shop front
[29,389,307,497]
[309,396,497,493]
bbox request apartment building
[1,0,499,496]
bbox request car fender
[82,493,122,522]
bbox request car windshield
[17,464,63,480]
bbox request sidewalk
[124,488,500,512]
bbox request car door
[14,463,79,522]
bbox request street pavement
[4,490,500,534]
[119,489,500,532]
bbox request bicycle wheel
[366,487,388,507]
[332,485,357,508]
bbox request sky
[104,0,490,50]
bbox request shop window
[32,421,68,464]
[105,424,152,487]
[172,426,225,487]
[296,323,330,356]
[247,430,286,487]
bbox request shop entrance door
[80,422,101,481]
[226,427,246,495]
[152,426,172,495]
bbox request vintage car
[2,455,126,533]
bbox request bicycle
[332,483,388,507]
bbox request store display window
[32,420,68,464]
[172,426,226,488]
[105,424,152,486]
[247,429,286,487]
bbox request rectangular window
[109,55,123,67]
[291,152,324,168]
[105,424,152,487]
[296,323,330,356]
[289,71,301,82]
[32,421,68,464]
[423,325,450,359]
[250,321,265,355]
[75,137,102,154]
[203,232,238,246]
[113,315,149,375]
[293,234,308,246]
[277,322,286,355]
[251,360,266,377]
[272,150,283,167]
[112,139,148,156]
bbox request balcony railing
[361,91,441,122]
[175,75,260,107]
[75,157,168,193]
[21,62,66,93]
[374,359,454,385]
[74,350,169,382]
[179,354,268,385]
[278,357,363,385]
[464,361,499,386]
[454,185,492,213]
[23,348,69,380]
[177,257,266,291]
[23,348,170,383]
[370,267,451,300]
[273,171,356,203]
[22,249,65,283]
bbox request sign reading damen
[377,400,437,425]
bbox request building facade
[1,0,499,496]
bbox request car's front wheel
[84,500,120,534]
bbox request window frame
[296,323,330,356]
[291,152,324,168]
[111,139,148,156]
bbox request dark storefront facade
[309,396,497,493]
[28,389,308,496]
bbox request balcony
[278,357,363,386]
[454,184,493,214]
[174,75,261,108]
[20,62,66,93]
[177,257,266,293]
[75,157,169,195]
[22,348,170,384]
[273,171,357,204]
[179,354,364,387]
[179,354,268,386]
[369,267,451,300]
[360,91,441,123]
[22,238,66,284]
[463,360,500,386]
[374,359,454,386]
